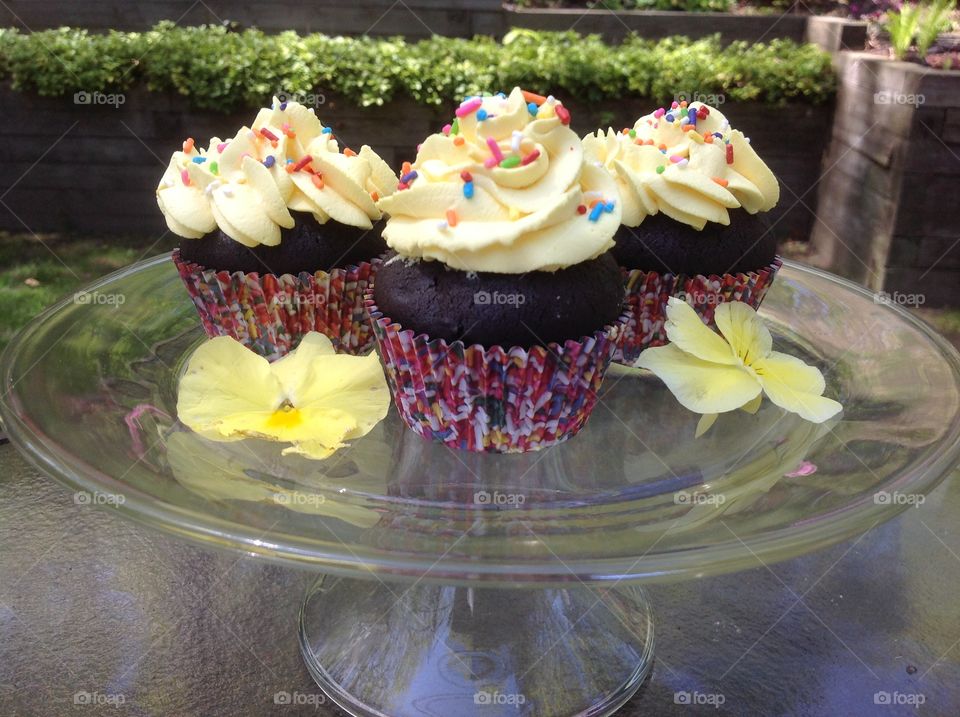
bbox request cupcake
[372,87,627,454]
[582,101,782,365]
[157,99,398,359]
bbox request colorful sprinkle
[486,137,504,162]
[259,128,279,142]
[445,209,458,227]
[209,161,218,174]
[291,155,313,172]
[588,203,604,222]
[279,101,288,111]
[312,174,325,190]
[460,170,473,182]
[217,142,228,153]
[521,149,540,166]
[463,181,474,199]
[483,158,498,169]
[511,130,523,153]
[555,105,571,126]
[654,108,666,118]
[477,109,489,121]
[180,169,190,186]
[451,118,460,135]
[321,127,333,135]
[400,170,418,184]
[712,177,729,187]
[726,144,734,164]
[442,123,452,136]
[182,138,195,153]
[577,204,587,214]
[522,90,547,106]
[342,147,356,157]
[453,136,465,146]
[688,108,697,126]
[191,156,206,164]
[402,161,413,175]
[456,98,483,117]
[527,102,538,116]
[500,155,521,169]
[669,154,684,164]
[671,101,680,109]
[665,113,674,123]
[656,165,665,174]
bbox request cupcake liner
[614,258,782,366]
[366,290,629,454]
[173,249,379,360]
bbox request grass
[0,232,177,351]
[0,233,957,353]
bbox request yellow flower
[177,332,390,460]
[636,297,842,431]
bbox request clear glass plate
[2,254,959,586]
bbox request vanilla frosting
[376,87,620,273]
[582,102,779,230]
[156,99,398,246]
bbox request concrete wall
[0,88,830,242]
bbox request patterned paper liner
[366,290,629,454]
[613,258,782,366]
[173,249,379,360]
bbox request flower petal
[662,296,737,365]
[715,301,772,364]
[754,351,842,423]
[695,413,718,438]
[271,332,337,399]
[177,337,281,433]
[636,343,762,414]
[740,393,763,415]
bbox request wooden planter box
[0,88,830,242]
[809,52,960,306]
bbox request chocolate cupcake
[583,101,782,365]
[372,87,628,454]
[157,99,397,359]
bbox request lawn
[0,232,177,351]
[0,232,957,353]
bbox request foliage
[0,24,836,110]
[512,0,732,10]
[884,0,955,60]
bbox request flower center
[266,399,303,430]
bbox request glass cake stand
[2,255,960,717]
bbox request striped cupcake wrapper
[613,258,782,366]
[173,249,380,361]
[366,289,629,454]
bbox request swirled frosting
[156,99,398,247]
[582,102,779,230]
[376,87,620,273]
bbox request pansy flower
[636,297,842,433]
[177,332,390,459]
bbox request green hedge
[0,23,836,110]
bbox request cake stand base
[298,576,655,717]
